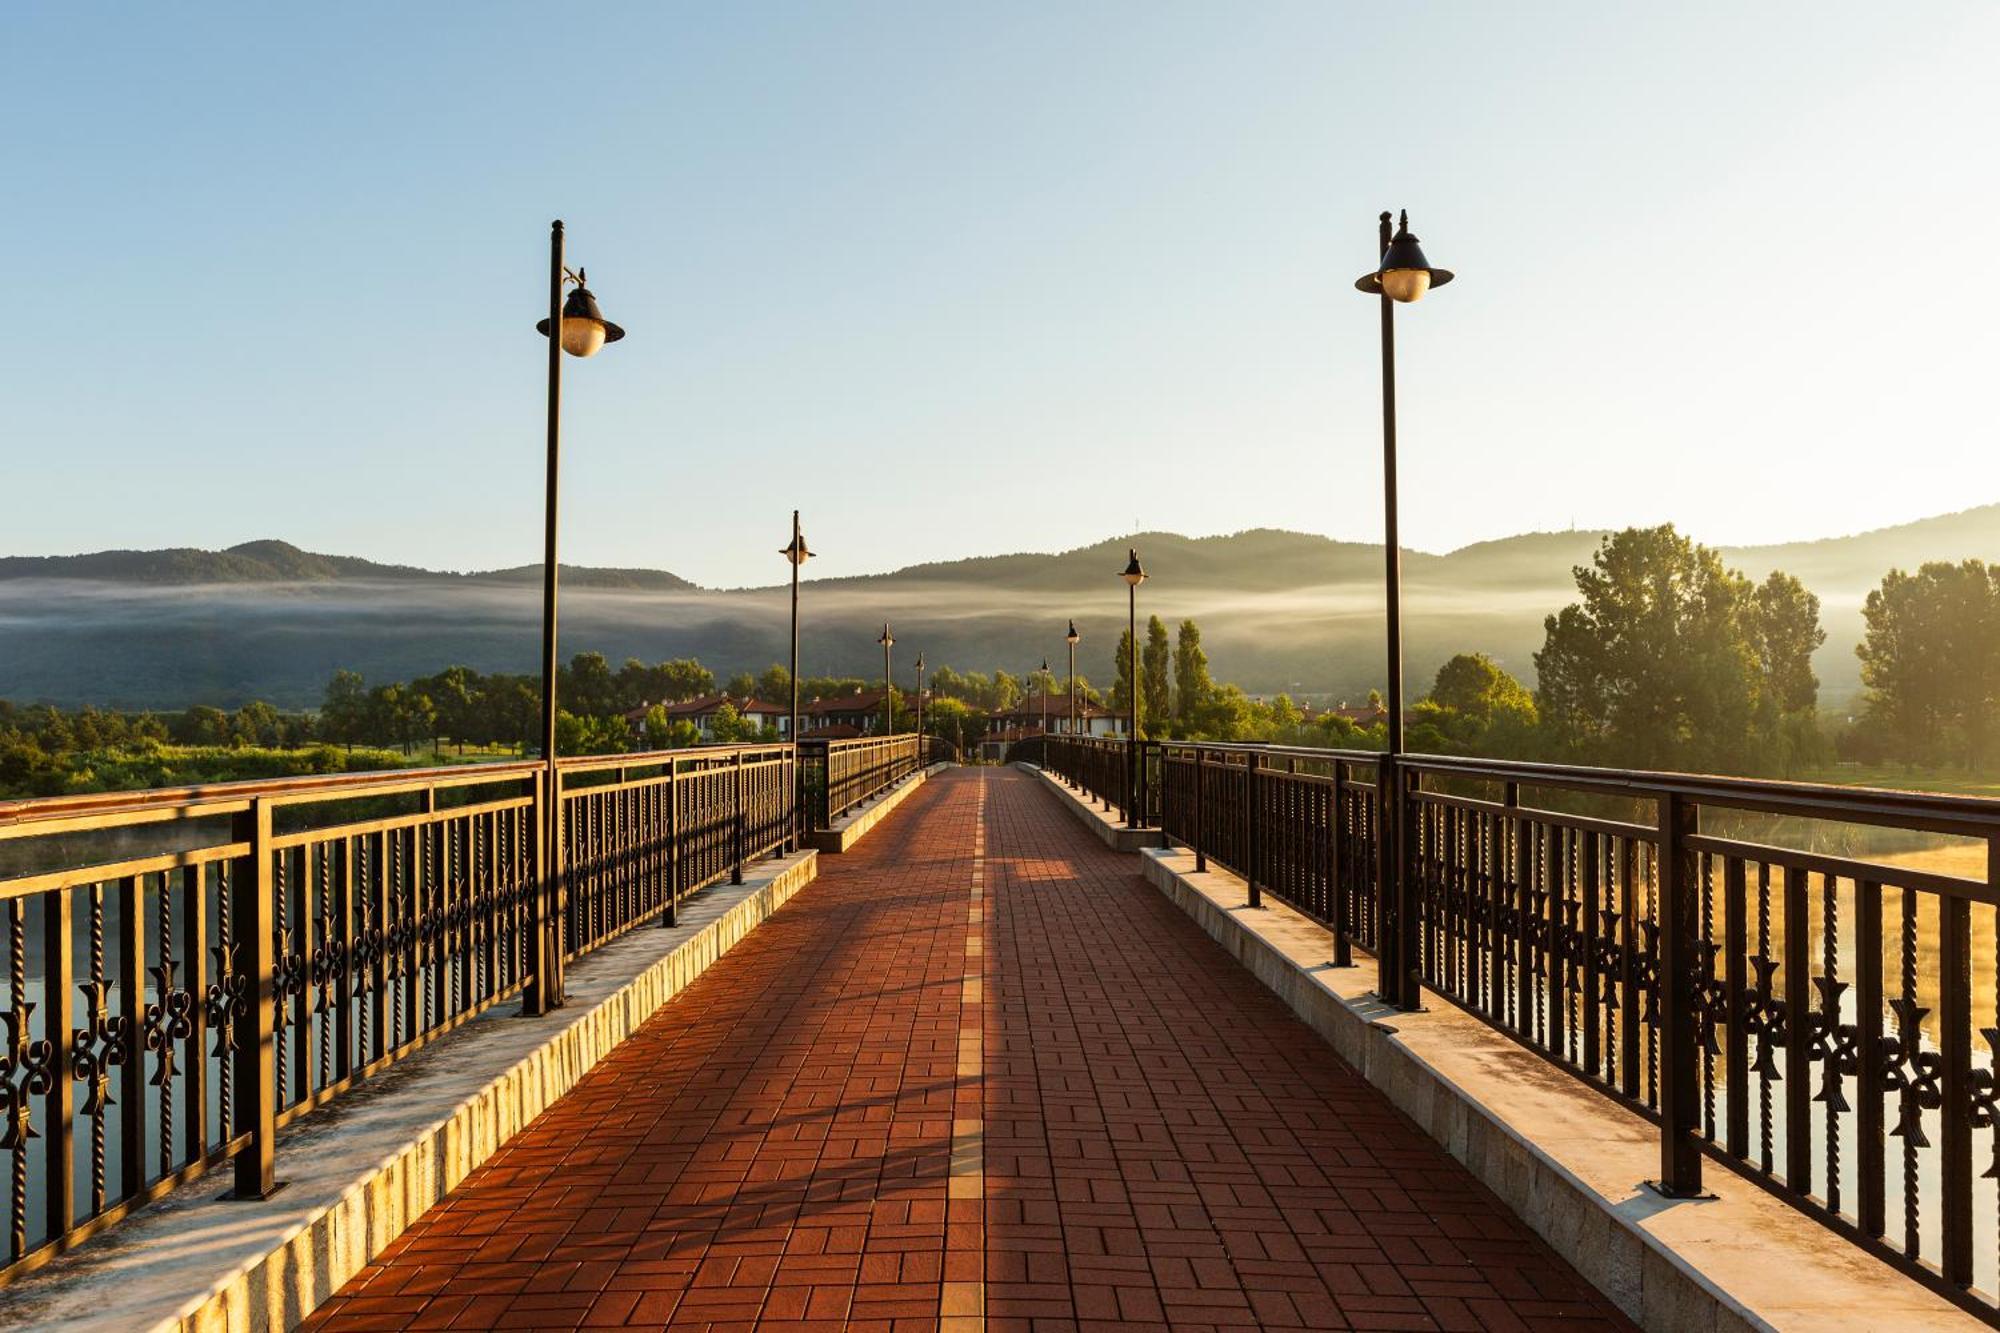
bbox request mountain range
[4,505,1998,712]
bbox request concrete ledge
[810,762,946,853]
[1130,843,1981,1333]
[0,850,820,1333]
[1019,762,1163,851]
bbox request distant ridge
[7,505,1998,597]
[0,539,697,592]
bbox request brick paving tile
[306,769,1631,1331]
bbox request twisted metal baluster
[1647,849,1659,1108]
[392,830,406,1047]
[1902,887,1920,1258]
[273,852,289,1109]
[318,845,334,1091]
[157,875,174,1176]
[1823,873,1842,1215]
[356,836,372,1062]
[1758,863,1775,1173]
[7,901,23,1258]
[85,886,108,1215]
[213,865,234,1151]
[1702,855,1716,1142]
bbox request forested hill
[2,506,1997,711]
[0,539,697,591]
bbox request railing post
[1653,789,1703,1197]
[1244,752,1262,908]
[1395,760,1421,1009]
[523,767,563,1015]
[1192,747,1207,873]
[1375,755,1420,1011]
[732,750,746,885]
[1329,762,1351,967]
[1941,885,1974,1285]
[1374,754,1396,995]
[663,761,680,927]
[229,797,282,1198]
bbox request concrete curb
[1025,769,1981,1333]
[1017,763,1163,851]
[810,762,946,853]
[0,851,820,1333]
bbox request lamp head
[1355,210,1453,303]
[1066,619,1079,644]
[536,268,626,356]
[877,623,894,648]
[780,514,814,566]
[1121,548,1147,587]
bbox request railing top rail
[816,732,921,747]
[1400,752,2000,835]
[0,740,796,833]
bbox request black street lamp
[780,512,813,846]
[1354,209,1451,758]
[1065,620,1079,736]
[528,219,625,1016]
[1120,549,1146,827]
[877,623,895,734]
[1355,208,1451,1012]
[913,652,926,744]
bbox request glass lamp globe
[560,316,608,358]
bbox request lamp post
[1355,208,1451,1012]
[1120,549,1146,827]
[527,220,625,1016]
[913,652,926,748]
[780,512,813,847]
[1039,657,1050,738]
[1065,620,1079,736]
[877,623,895,734]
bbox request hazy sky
[5,3,1996,587]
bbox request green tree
[1856,560,2000,766]
[724,672,758,700]
[756,664,791,704]
[1141,616,1171,737]
[1533,525,1807,773]
[709,701,756,743]
[1109,629,1135,723]
[176,705,231,746]
[1173,619,1214,731]
[561,652,616,718]
[321,670,368,752]
[1415,653,1539,757]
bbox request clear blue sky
[5,3,1996,587]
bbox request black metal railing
[0,739,814,1286]
[1033,734,2000,1315]
[797,734,931,830]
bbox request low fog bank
[0,570,1872,712]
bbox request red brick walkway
[307,768,1629,1332]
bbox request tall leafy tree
[321,669,368,753]
[1856,560,2000,765]
[1173,619,1214,730]
[1109,628,1135,721]
[1141,615,1171,738]
[1533,525,1805,773]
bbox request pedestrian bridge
[0,745,1991,1330]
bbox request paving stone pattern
[306,768,1630,1331]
